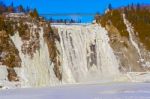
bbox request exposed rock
[7,68,19,81]
[106,24,144,72]
[0,30,21,82]
[21,26,40,58]
[98,8,150,72]
[0,31,21,68]
[43,24,62,80]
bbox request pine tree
[95,12,101,23]
[136,3,140,11]
[29,8,39,19]
[7,6,14,13]
[25,6,30,13]
[18,5,24,12]
[0,1,6,14]
[11,2,13,8]
[33,8,39,18]
[7,2,14,13]
[131,3,134,10]
[108,3,112,10]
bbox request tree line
[0,1,39,19]
[49,18,81,23]
[0,1,31,14]
[108,3,149,12]
[0,1,82,23]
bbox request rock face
[98,9,150,72]
[0,31,21,82]
[43,24,62,81]
[7,68,19,81]
[10,22,61,87]
[1,8,150,88]
[2,22,121,88]
[105,19,144,72]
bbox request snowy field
[0,83,150,99]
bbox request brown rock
[7,68,19,81]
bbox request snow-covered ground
[0,83,150,99]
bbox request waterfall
[10,23,120,87]
[11,26,60,87]
[54,24,120,83]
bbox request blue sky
[3,0,150,22]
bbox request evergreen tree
[7,2,14,13]
[7,6,14,12]
[123,7,128,16]
[29,8,39,19]
[131,3,134,10]
[33,8,39,18]
[0,16,5,30]
[25,6,30,13]
[95,12,101,23]
[136,3,140,11]
[18,5,24,12]
[108,3,112,10]
[0,1,6,14]
[11,2,14,8]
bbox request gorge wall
[1,7,150,88]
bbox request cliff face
[0,20,121,88]
[1,8,150,89]
[0,31,21,82]
[0,15,61,88]
[97,8,150,72]
[43,24,62,81]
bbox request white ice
[53,24,120,83]
[11,26,60,88]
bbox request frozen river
[0,82,150,99]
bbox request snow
[5,13,28,18]
[0,66,8,81]
[123,14,150,68]
[51,23,91,26]
[123,14,142,58]
[0,83,150,99]
[0,66,19,89]
[127,72,150,82]
[0,65,21,89]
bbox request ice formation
[8,24,120,87]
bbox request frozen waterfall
[11,26,60,87]
[10,24,120,87]
[53,24,120,83]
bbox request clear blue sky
[3,0,150,22]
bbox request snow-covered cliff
[1,10,150,88]
[0,22,123,88]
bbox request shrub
[99,10,129,37]
[126,8,150,50]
